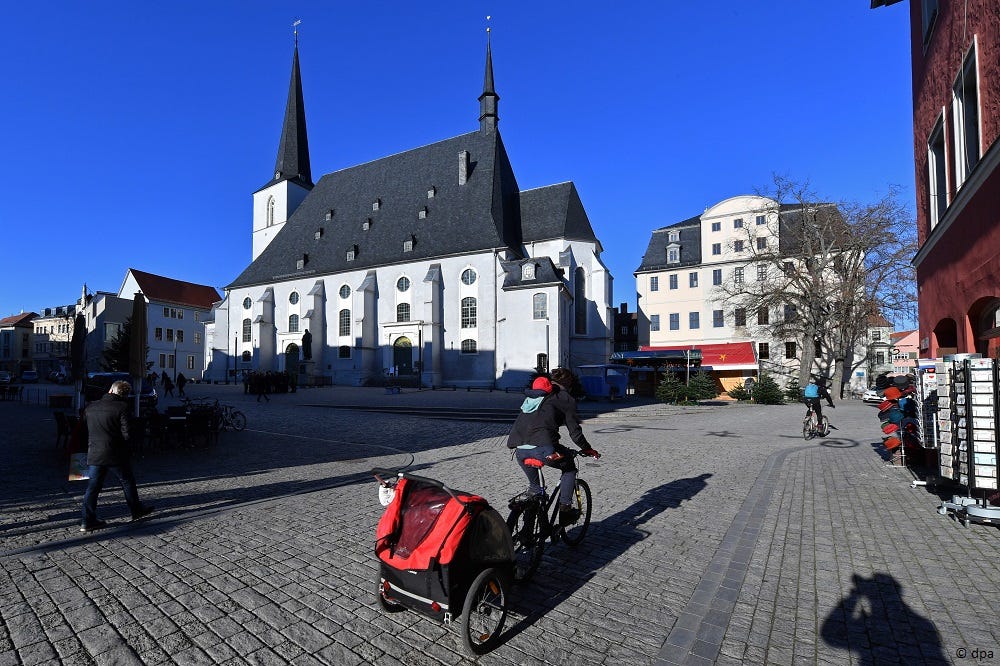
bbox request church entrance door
[393,337,413,375]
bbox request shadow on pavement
[501,473,713,644]
[819,572,947,665]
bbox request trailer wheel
[460,567,508,655]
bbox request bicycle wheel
[229,410,247,431]
[505,504,545,583]
[460,567,508,655]
[552,479,592,547]
[802,417,813,440]
[820,416,830,437]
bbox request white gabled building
[204,42,612,388]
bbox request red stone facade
[907,1,1000,358]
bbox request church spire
[272,43,312,187]
[478,26,499,132]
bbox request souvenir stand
[936,356,1000,527]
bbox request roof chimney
[458,151,470,185]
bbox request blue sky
[0,1,913,318]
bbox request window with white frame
[712,243,721,255]
[785,341,797,359]
[711,221,721,232]
[733,218,743,229]
[288,315,299,333]
[338,309,350,336]
[755,215,766,226]
[713,310,724,327]
[758,342,770,359]
[927,115,947,228]
[650,314,660,332]
[756,237,767,251]
[668,230,680,242]
[266,196,275,226]
[689,272,698,288]
[242,318,251,342]
[339,345,351,358]
[396,303,410,322]
[735,308,746,327]
[339,284,351,299]
[669,313,679,330]
[712,269,722,285]
[689,312,700,329]
[734,240,745,253]
[461,268,477,285]
[667,247,679,263]
[461,339,477,354]
[757,265,767,281]
[533,293,547,320]
[758,307,769,325]
[734,267,744,285]
[953,44,980,188]
[669,274,678,290]
[650,276,659,292]
[461,297,477,328]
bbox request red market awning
[640,342,757,371]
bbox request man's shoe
[131,505,155,521]
[558,506,581,526]
[79,520,108,533]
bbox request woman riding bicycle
[803,377,835,425]
[507,368,600,526]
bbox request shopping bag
[68,453,90,481]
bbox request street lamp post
[173,336,178,382]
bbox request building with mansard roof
[204,41,612,388]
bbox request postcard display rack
[937,358,1000,527]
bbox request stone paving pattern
[0,384,997,665]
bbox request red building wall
[909,1,1000,357]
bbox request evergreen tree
[686,371,718,401]
[784,376,802,402]
[101,318,132,372]
[727,383,751,401]
[752,372,785,405]
[655,371,686,404]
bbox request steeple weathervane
[293,18,301,47]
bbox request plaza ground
[1,385,997,665]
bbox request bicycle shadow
[501,473,712,643]
[819,572,946,664]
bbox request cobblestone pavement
[1,385,998,665]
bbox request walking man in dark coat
[80,380,154,532]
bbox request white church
[204,40,613,389]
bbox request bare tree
[714,176,916,396]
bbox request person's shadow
[820,572,947,665]
[502,473,712,640]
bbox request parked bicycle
[180,397,246,432]
[802,401,830,440]
[505,449,593,583]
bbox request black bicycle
[505,449,594,583]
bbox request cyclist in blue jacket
[803,377,835,425]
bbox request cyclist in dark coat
[508,368,600,524]
[80,380,154,532]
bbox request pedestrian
[80,380,154,532]
[176,373,187,399]
[255,372,270,402]
[163,374,175,398]
[507,368,600,526]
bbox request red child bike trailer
[373,469,514,655]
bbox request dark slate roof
[776,203,844,256]
[129,269,221,309]
[520,182,600,247]
[500,256,565,290]
[229,129,523,289]
[256,46,313,193]
[635,214,702,273]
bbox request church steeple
[272,45,312,187]
[478,33,499,132]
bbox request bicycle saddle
[523,458,545,468]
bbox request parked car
[20,370,39,383]
[862,388,881,404]
[85,372,158,408]
[0,371,11,384]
